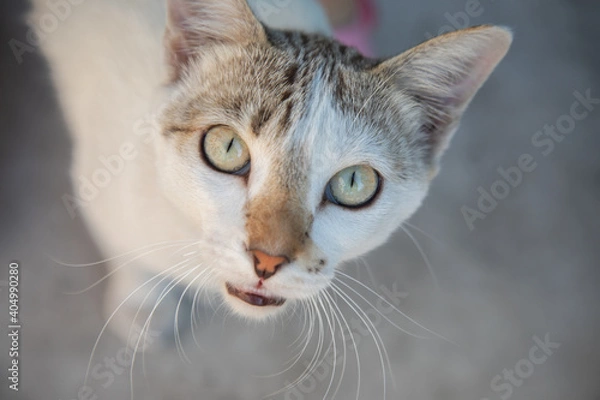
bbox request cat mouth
[226,282,286,307]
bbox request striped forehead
[169,29,384,135]
[164,30,416,182]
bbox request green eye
[201,126,250,174]
[326,165,380,208]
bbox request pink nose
[251,250,288,280]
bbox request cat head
[155,0,511,319]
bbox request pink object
[333,0,377,57]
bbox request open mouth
[226,282,286,307]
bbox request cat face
[154,0,511,319]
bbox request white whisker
[84,260,188,386]
[190,267,217,350]
[49,239,194,268]
[130,266,201,400]
[126,258,195,352]
[330,283,388,400]
[334,276,428,340]
[259,303,311,379]
[402,221,446,247]
[174,267,213,365]
[65,242,195,295]
[400,224,439,289]
[335,271,457,346]
[318,294,338,400]
[323,290,349,400]
[265,298,322,398]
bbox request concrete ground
[1,0,599,399]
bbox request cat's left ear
[164,0,266,82]
[374,26,512,177]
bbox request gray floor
[1,1,599,399]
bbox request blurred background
[1,0,599,399]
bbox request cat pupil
[350,171,356,188]
[226,138,234,153]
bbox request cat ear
[375,26,512,172]
[164,0,266,82]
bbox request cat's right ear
[164,0,266,82]
[374,25,512,176]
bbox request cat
[31,0,511,343]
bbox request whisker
[133,263,197,382]
[297,296,335,394]
[318,294,338,400]
[399,224,439,289]
[64,242,196,295]
[355,257,379,289]
[142,265,212,377]
[285,300,317,373]
[335,271,457,346]
[289,301,309,351]
[138,264,199,390]
[334,276,428,340]
[402,221,446,247]
[190,268,217,350]
[83,260,189,385]
[49,239,194,268]
[259,303,311,379]
[330,283,388,400]
[333,281,399,392]
[130,266,201,400]
[324,288,361,400]
[126,259,195,352]
[306,296,327,390]
[138,263,202,380]
[265,299,323,398]
[323,290,349,400]
[174,267,213,364]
